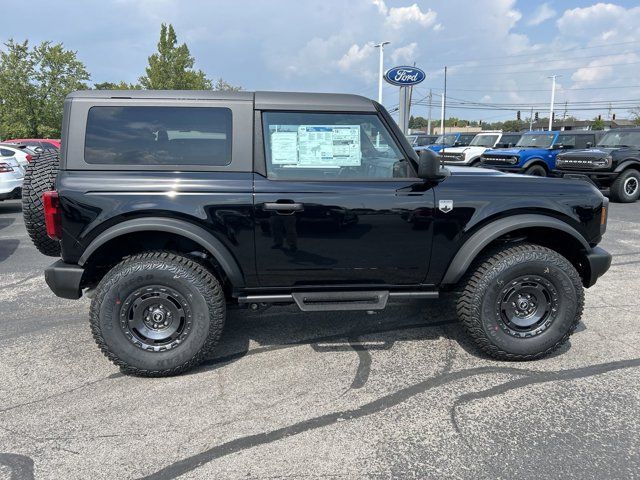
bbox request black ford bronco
[24,90,612,376]
[554,128,640,203]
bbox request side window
[0,149,14,157]
[575,135,594,149]
[557,134,576,148]
[262,111,412,180]
[84,106,232,166]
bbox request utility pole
[374,41,390,104]
[427,88,432,134]
[547,74,561,131]
[529,106,534,131]
[563,100,568,120]
[440,67,447,138]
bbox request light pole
[374,41,390,104]
[548,74,561,131]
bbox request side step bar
[237,290,438,312]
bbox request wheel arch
[522,157,549,172]
[614,159,640,173]
[441,214,591,286]
[78,217,245,288]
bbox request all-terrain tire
[456,243,584,361]
[90,251,226,377]
[22,150,61,256]
[524,164,547,177]
[610,168,640,203]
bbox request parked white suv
[439,131,522,166]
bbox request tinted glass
[575,135,594,149]
[517,134,555,148]
[598,131,640,148]
[458,135,476,145]
[85,106,232,166]
[0,149,14,157]
[263,111,411,180]
[500,135,521,145]
[469,135,499,147]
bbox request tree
[214,78,242,92]
[0,40,89,138]
[139,24,212,90]
[408,115,428,129]
[630,106,640,126]
[591,116,605,130]
[94,81,141,90]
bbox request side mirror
[417,149,444,180]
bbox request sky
[1,0,640,122]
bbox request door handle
[263,202,304,214]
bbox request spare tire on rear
[22,150,61,257]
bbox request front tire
[90,251,225,376]
[610,169,640,203]
[456,243,583,360]
[523,164,547,177]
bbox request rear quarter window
[84,106,232,166]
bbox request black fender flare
[441,214,590,285]
[521,157,549,172]
[614,159,640,173]
[78,217,245,287]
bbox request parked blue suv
[480,130,601,176]
[417,132,476,153]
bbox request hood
[557,147,628,159]
[485,147,545,156]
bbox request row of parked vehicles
[0,139,60,202]
[408,128,640,203]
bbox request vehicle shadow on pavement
[0,200,22,215]
[192,296,576,379]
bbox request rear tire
[90,251,226,376]
[456,243,583,360]
[22,150,61,256]
[610,169,640,203]
[524,164,547,177]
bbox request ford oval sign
[384,66,426,86]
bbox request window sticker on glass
[298,125,361,167]
[271,131,298,164]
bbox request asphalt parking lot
[0,198,639,480]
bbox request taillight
[0,163,14,173]
[43,191,62,240]
[25,154,33,162]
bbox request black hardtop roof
[66,90,376,112]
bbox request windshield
[516,133,555,148]
[469,134,499,147]
[597,131,640,148]
[435,134,457,144]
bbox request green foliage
[591,117,605,130]
[214,78,242,92]
[139,24,212,90]
[94,81,141,90]
[0,39,89,138]
[630,107,640,126]
[408,115,428,129]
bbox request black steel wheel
[90,251,225,376]
[457,243,583,360]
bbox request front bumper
[0,187,21,200]
[553,170,617,189]
[45,260,84,299]
[584,246,612,288]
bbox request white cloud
[571,53,639,85]
[338,43,375,71]
[528,3,556,26]
[372,0,438,30]
[391,43,418,64]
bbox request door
[254,110,435,287]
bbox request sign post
[384,66,426,135]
